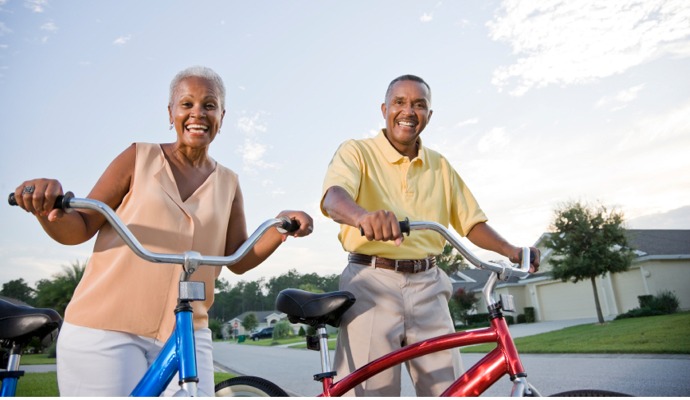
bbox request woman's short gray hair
[169,66,226,109]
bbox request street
[213,342,690,397]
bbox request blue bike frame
[130,302,198,397]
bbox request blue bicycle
[6,192,294,396]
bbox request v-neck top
[64,142,238,341]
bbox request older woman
[13,66,313,396]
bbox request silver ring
[22,185,35,195]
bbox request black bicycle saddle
[275,289,355,328]
[0,299,62,346]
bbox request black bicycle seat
[275,289,355,328]
[0,299,62,346]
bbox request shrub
[298,326,306,337]
[650,290,679,314]
[524,307,536,323]
[504,315,515,325]
[272,320,292,340]
[517,314,526,324]
[616,290,680,320]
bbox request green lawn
[248,311,690,354]
[11,372,235,397]
[463,311,690,354]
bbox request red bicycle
[214,220,631,397]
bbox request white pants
[56,322,214,397]
[332,263,462,397]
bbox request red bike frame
[319,315,522,397]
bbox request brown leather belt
[348,253,436,274]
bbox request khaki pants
[332,262,461,396]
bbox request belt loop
[394,259,400,272]
[371,255,377,269]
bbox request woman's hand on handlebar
[275,210,314,241]
[509,246,541,273]
[356,210,404,246]
[14,178,66,222]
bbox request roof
[625,230,690,256]
[228,310,279,323]
[454,229,689,293]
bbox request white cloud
[40,21,58,32]
[420,13,433,23]
[113,35,133,46]
[0,22,12,36]
[487,0,690,96]
[235,112,276,172]
[477,127,509,153]
[455,118,479,128]
[596,84,645,111]
[24,0,47,13]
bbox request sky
[1,0,689,290]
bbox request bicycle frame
[130,301,199,396]
[289,220,536,397]
[317,278,533,397]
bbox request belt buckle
[413,259,424,273]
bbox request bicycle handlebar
[8,192,299,269]
[406,220,532,280]
[361,218,532,280]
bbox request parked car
[250,327,274,341]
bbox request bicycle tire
[215,376,288,397]
[550,389,633,397]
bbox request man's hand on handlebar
[509,246,541,273]
[356,210,404,246]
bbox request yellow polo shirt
[321,130,487,259]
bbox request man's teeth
[399,121,415,127]
[186,124,208,131]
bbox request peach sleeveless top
[64,143,237,341]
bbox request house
[223,310,287,338]
[451,229,690,322]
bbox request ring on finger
[22,185,35,195]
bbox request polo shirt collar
[376,129,426,164]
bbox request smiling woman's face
[168,76,225,149]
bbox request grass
[463,311,690,354]
[244,312,690,354]
[11,372,236,397]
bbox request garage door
[537,280,597,321]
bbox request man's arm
[467,222,540,271]
[322,186,403,245]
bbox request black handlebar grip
[8,191,74,210]
[279,218,300,234]
[359,218,410,236]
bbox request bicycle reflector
[179,281,206,301]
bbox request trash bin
[237,335,246,343]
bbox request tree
[546,201,634,323]
[242,313,259,332]
[450,288,478,326]
[34,260,86,316]
[0,278,36,305]
[436,243,466,275]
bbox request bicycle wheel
[550,389,632,397]
[215,376,289,397]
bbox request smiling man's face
[381,79,433,158]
